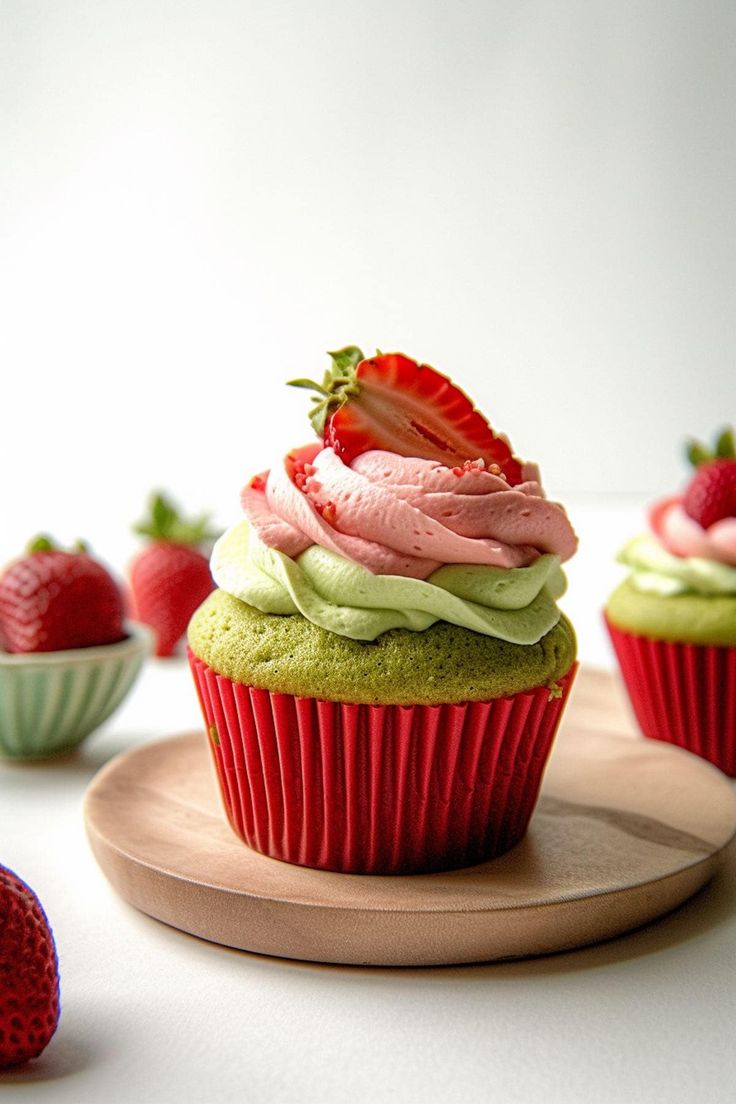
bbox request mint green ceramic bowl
[0,622,152,760]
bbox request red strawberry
[683,459,736,529]
[0,865,60,1068]
[289,346,524,484]
[129,492,217,657]
[682,426,736,529]
[0,537,125,654]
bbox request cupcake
[188,347,578,873]
[0,537,151,759]
[606,429,736,776]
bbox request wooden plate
[84,669,736,966]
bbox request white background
[1,0,735,579]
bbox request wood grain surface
[84,668,736,966]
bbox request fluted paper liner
[189,651,576,874]
[606,618,736,777]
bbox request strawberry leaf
[134,491,219,546]
[152,493,178,535]
[715,426,735,459]
[685,439,712,469]
[288,347,364,439]
[288,378,331,395]
[26,534,56,553]
[326,345,364,375]
[686,427,735,469]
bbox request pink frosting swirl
[241,445,577,580]
[650,496,736,567]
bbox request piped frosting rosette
[650,496,736,566]
[213,443,578,644]
[619,495,736,597]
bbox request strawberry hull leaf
[133,491,218,546]
[325,345,364,375]
[685,425,735,469]
[715,427,735,459]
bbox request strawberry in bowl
[0,537,151,760]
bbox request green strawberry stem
[685,426,735,469]
[134,491,218,547]
[715,427,735,458]
[288,346,365,435]
[25,535,89,554]
[27,534,56,553]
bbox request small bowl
[0,622,153,760]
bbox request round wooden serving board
[84,668,736,966]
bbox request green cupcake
[605,428,736,776]
[187,347,579,872]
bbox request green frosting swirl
[618,534,736,597]
[211,522,567,644]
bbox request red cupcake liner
[606,618,736,777]
[188,650,577,874]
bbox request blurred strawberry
[683,427,736,529]
[129,493,217,657]
[0,537,125,654]
[684,459,736,529]
[0,864,60,1068]
[289,346,524,483]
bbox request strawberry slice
[289,347,524,485]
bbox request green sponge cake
[189,589,576,706]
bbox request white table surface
[1,498,734,1104]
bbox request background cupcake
[606,429,736,775]
[189,347,578,874]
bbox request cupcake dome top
[188,590,576,706]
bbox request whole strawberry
[0,865,60,1068]
[129,493,217,657]
[683,427,736,529]
[0,537,125,654]
[290,346,524,483]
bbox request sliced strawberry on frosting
[289,347,524,484]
